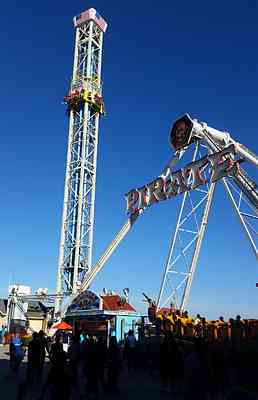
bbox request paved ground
[0,346,172,400]
[2,346,257,399]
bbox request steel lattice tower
[56,9,107,312]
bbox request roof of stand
[101,295,136,312]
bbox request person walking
[40,345,71,400]
[0,325,3,346]
[184,338,208,400]
[124,330,137,372]
[38,330,48,381]
[96,336,107,393]
[83,336,99,400]
[15,332,42,400]
[160,334,171,393]
[27,332,42,385]
[2,325,7,345]
[107,336,121,394]
[67,334,81,390]
[160,333,183,393]
[49,334,64,366]
[9,332,24,374]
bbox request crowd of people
[150,309,258,342]
[5,313,258,399]
[8,329,139,400]
[6,326,258,399]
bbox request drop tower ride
[55,9,107,312]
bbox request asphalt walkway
[1,346,257,399]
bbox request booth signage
[125,144,240,214]
[68,290,102,312]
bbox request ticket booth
[65,290,141,343]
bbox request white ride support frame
[157,142,217,310]
[55,9,107,313]
[157,116,258,311]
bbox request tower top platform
[73,8,108,32]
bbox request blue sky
[1,1,258,319]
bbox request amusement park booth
[65,290,141,342]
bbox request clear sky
[1,0,257,319]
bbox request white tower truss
[56,9,107,311]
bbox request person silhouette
[27,332,41,385]
[107,336,120,394]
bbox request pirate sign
[169,114,194,150]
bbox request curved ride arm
[191,119,258,168]
[80,211,141,292]
[191,121,258,210]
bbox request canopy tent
[52,321,72,330]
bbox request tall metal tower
[56,8,107,312]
